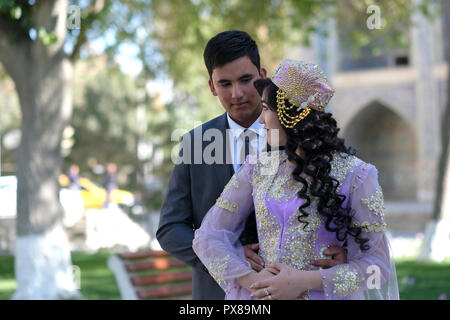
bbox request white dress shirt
[227,113,267,173]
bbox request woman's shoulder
[330,152,377,186]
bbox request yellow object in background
[59,174,134,209]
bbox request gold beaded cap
[272,59,335,128]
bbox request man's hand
[311,245,347,269]
[243,243,265,272]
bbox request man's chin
[230,110,256,123]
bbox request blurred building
[288,4,448,234]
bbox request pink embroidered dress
[193,150,399,300]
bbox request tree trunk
[431,58,450,222]
[418,22,450,261]
[0,0,80,299]
[430,0,450,223]
[12,52,80,300]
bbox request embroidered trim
[330,153,358,193]
[215,197,238,214]
[252,155,282,264]
[207,255,232,293]
[350,163,365,190]
[254,191,281,265]
[223,174,239,195]
[267,173,303,203]
[352,220,387,232]
[361,187,386,218]
[318,244,333,260]
[331,265,364,296]
[258,151,284,176]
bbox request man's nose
[231,84,243,99]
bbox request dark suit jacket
[156,113,259,300]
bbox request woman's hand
[236,266,278,291]
[249,262,315,300]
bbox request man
[67,164,81,190]
[157,30,346,300]
[103,163,118,208]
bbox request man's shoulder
[203,112,228,130]
[184,113,227,137]
[177,113,227,157]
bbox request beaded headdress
[272,59,335,128]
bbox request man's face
[209,56,267,128]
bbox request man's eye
[221,83,231,87]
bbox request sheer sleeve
[319,164,399,300]
[193,156,256,295]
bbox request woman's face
[258,88,287,147]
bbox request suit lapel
[211,113,234,191]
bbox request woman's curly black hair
[254,78,370,252]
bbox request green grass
[0,254,449,300]
[0,255,15,300]
[0,252,121,300]
[395,258,450,300]
[71,252,121,300]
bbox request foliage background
[1,0,440,210]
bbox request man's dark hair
[203,30,261,78]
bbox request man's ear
[208,79,218,96]
[259,67,267,79]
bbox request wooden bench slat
[125,257,187,272]
[109,250,193,300]
[131,270,192,286]
[168,294,192,300]
[118,250,169,260]
[136,283,192,299]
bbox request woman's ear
[259,67,267,78]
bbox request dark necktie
[238,129,257,170]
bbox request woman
[193,59,399,300]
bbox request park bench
[107,250,192,300]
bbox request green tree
[69,57,141,185]
[0,0,152,299]
[0,64,21,175]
